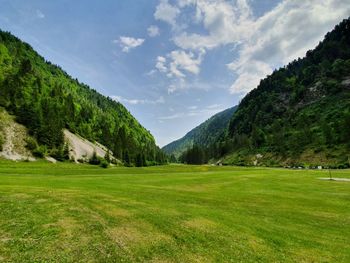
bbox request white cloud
[155,56,168,73]
[155,49,206,80]
[228,0,350,94]
[154,0,180,27]
[112,95,165,105]
[147,25,160,37]
[36,9,45,19]
[116,36,145,53]
[173,0,253,50]
[169,49,205,76]
[160,0,350,95]
[227,60,273,94]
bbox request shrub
[25,137,38,151]
[32,145,47,158]
[89,150,101,165]
[100,159,109,168]
[50,147,64,161]
[50,143,70,162]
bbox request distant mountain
[0,30,166,165]
[222,17,350,167]
[162,106,237,158]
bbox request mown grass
[0,160,349,262]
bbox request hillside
[0,30,166,165]
[222,18,350,167]
[162,106,237,158]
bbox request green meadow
[0,161,349,262]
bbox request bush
[89,151,101,165]
[25,137,38,151]
[49,144,70,162]
[100,159,109,168]
[32,145,47,158]
[50,147,64,161]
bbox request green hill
[162,106,237,158]
[0,30,166,165]
[223,17,350,167]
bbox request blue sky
[0,0,349,146]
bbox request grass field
[0,161,349,262]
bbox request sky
[0,0,349,147]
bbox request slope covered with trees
[0,30,166,165]
[162,106,237,159]
[223,18,350,167]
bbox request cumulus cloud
[154,0,350,95]
[155,49,205,80]
[112,95,165,105]
[154,0,180,27]
[173,0,253,50]
[116,36,145,52]
[147,25,160,37]
[156,56,168,73]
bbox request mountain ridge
[162,106,237,158]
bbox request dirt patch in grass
[10,193,32,199]
[106,207,132,218]
[184,253,213,262]
[56,217,78,237]
[43,217,78,238]
[35,198,48,203]
[292,248,334,263]
[92,203,132,218]
[107,221,172,250]
[183,218,218,232]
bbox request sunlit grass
[0,160,349,262]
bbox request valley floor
[0,161,349,262]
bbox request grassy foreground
[0,161,349,262]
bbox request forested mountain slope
[223,18,350,167]
[0,30,166,165]
[163,106,237,158]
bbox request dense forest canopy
[0,30,166,165]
